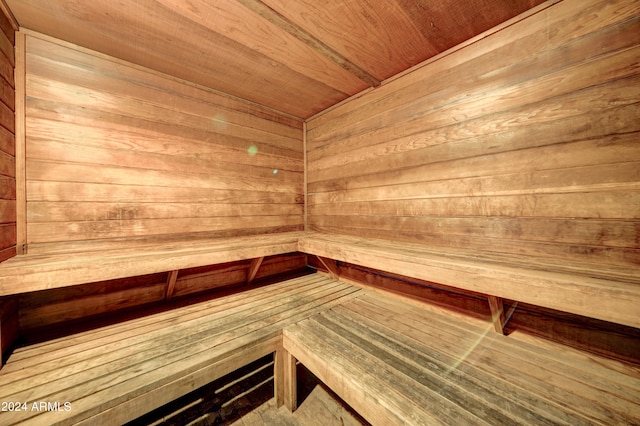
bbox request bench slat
[304,316,519,424]
[2,230,637,330]
[8,274,324,364]
[6,284,359,416]
[284,321,451,426]
[74,337,279,426]
[329,300,635,425]
[0,276,341,396]
[316,308,579,425]
[354,292,640,393]
[283,292,640,425]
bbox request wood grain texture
[164,270,179,301]
[306,0,640,275]
[0,232,304,295]
[17,253,307,335]
[6,0,366,118]
[262,0,545,82]
[283,291,640,425]
[298,232,640,328]
[235,0,380,87]
[247,256,265,284]
[335,261,640,364]
[1,275,362,425]
[487,296,506,335]
[5,0,546,118]
[23,33,304,252]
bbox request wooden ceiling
[6,0,546,119]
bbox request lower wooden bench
[283,290,640,425]
[0,274,362,426]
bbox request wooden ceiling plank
[260,0,441,80]
[10,2,348,118]
[7,0,553,119]
[236,0,381,88]
[306,0,560,127]
[154,0,366,97]
[395,0,546,54]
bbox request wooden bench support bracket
[316,256,340,280]
[164,270,179,301]
[488,295,506,335]
[247,256,265,284]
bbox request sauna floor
[231,384,367,426]
[126,355,368,426]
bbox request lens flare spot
[273,169,278,175]
[212,113,227,130]
[247,145,258,156]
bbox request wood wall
[18,252,308,340]
[0,2,17,364]
[306,0,639,272]
[22,32,304,254]
[0,6,15,262]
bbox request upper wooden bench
[297,232,640,329]
[0,230,637,329]
[0,232,304,295]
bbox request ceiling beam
[236,0,381,88]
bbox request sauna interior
[0,0,638,424]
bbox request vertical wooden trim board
[303,121,308,232]
[0,4,15,263]
[14,31,25,255]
